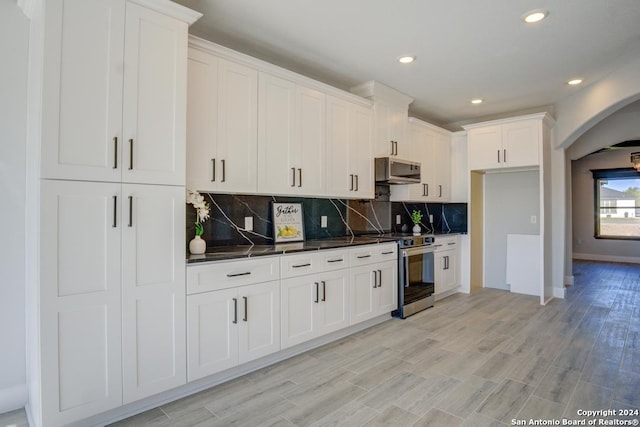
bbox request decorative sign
[272,202,305,243]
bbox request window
[592,168,640,239]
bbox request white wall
[0,0,29,413]
[484,170,540,290]
[571,148,640,263]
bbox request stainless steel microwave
[375,157,421,184]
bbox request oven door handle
[402,250,410,288]
[403,245,435,257]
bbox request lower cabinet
[434,236,459,296]
[350,260,397,324]
[186,280,280,381]
[281,270,349,349]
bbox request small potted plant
[186,189,210,254]
[411,210,423,235]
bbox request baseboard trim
[564,275,574,286]
[573,253,640,265]
[0,384,27,414]
[552,287,566,299]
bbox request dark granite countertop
[187,235,398,264]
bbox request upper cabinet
[351,81,413,159]
[391,118,451,202]
[186,48,258,193]
[42,0,193,186]
[325,96,374,198]
[465,114,552,171]
[257,73,326,196]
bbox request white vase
[412,224,421,235]
[189,235,206,254]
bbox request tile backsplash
[187,193,467,249]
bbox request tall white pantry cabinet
[37,1,201,426]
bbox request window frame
[592,168,640,240]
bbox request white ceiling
[173,0,640,130]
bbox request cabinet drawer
[349,243,397,266]
[281,248,348,279]
[434,236,459,252]
[187,256,280,294]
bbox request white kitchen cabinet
[186,48,258,193]
[40,180,123,426]
[466,117,541,171]
[39,181,187,421]
[257,73,326,196]
[350,261,397,325]
[186,280,280,381]
[326,95,374,198]
[435,131,451,201]
[434,236,459,296]
[281,270,349,349]
[121,184,186,403]
[42,0,190,186]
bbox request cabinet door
[389,104,408,157]
[41,0,125,182]
[186,48,218,191]
[121,184,186,403]
[257,72,296,194]
[375,261,398,315]
[318,272,350,335]
[217,58,258,193]
[326,96,351,197]
[122,3,187,185]
[186,289,238,381]
[281,277,316,348]
[350,104,374,198]
[502,120,540,168]
[373,102,394,157]
[238,281,281,363]
[467,125,502,171]
[349,266,376,324]
[435,250,458,294]
[40,180,123,425]
[435,132,451,201]
[296,85,326,196]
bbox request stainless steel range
[385,234,435,318]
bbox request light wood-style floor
[3,260,639,426]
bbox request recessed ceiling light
[398,55,416,64]
[567,78,583,85]
[522,10,548,23]
[471,99,483,105]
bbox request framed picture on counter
[272,202,305,243]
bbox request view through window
[593,169,640,239]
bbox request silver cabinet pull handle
[322,281,326,301]
[378,270,382,287]
[497,149,501,163]
[226,272,251,277]
[390,141,394,155]
[112,195,117,228]
[291,167,296,187]
[292,263,311,268]
[128,139,133,170]
[221,159,226,182]
[439,185,442,198]
[381,251,394,255]
[372,270,377,288]
[128,196,133,227]
[113,137,118,169]
[314,282,319,303]
[447,242,456,246]
[232,298,238,324]
[211,159,216,182]
[355,174,358,191]
[242,296,248,322]
[350,174,354,191]
[298,168,302,187]
[357,254,371,259]
[327,258,343,263]
[503,149,507,163]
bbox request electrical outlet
[321,216,327,228]
[429,214,434,223]
[244,216,253,231]
[530,215,537,224]
[396,215,401,225]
